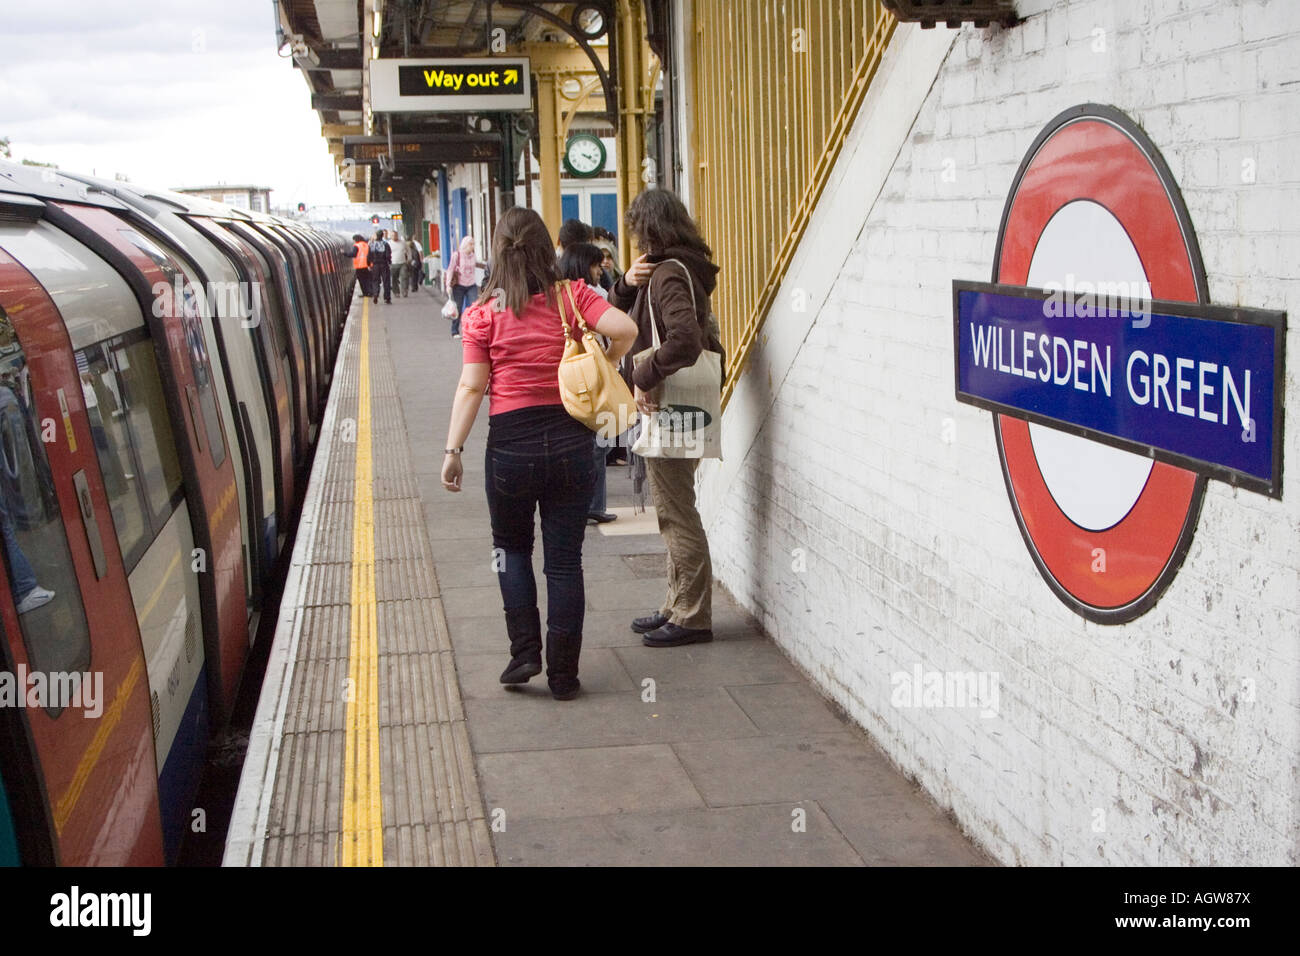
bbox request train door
[233,223,321,426]
[0,241,164,865]
[43,203,248,728]
[285,227,331,392]
[186,218,297,526]
[217,224,311,475]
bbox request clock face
[565,135,605,176]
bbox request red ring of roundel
[994,115,1202,616]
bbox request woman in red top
[441,208,637,700]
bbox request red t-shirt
[462,282,613,415]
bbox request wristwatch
[444,446,463,455]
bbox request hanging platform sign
[370,57,531,112]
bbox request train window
[77,335,182,570]
[180,283,227,468]
[0,308,92,685]
[134,229,231,473]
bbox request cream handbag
[630,261,723,460]
[556,280,638,442]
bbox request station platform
[225,285,989,867]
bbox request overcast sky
[1,0,349,207]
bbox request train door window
[0,307,91,682]
[76,334,182,570]
[179,283,227,468]
[119,227,228,469]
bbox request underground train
[0,159,353,865]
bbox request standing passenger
[370,230,392,304]
[609,189,723,647]
[557,242,618,526]
[440,208,637,700]
[407,238,423,293]
[389,230,409,298]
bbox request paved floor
[387,287,990,867]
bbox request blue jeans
[485,405,595,638]
[0,505,37,599]
[451,283,477,336]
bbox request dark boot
[546,628,583,700]
[500,606,542,684]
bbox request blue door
[453,188,469,248]
[561,193,579,224]
[590,193,618,241]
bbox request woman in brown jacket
[608,189,724,647]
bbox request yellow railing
[691,1,896,405]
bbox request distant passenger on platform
[440,207,638,700]
[389,231,409,299]
[444,235,483,339]
[592,226,622,291]
[407,238,422,293]
[351,234,370,298]
[611,188,723,648]
[558,242,619,527]
[370,230,392,304]
[556,218,593,257]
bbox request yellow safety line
[341,297,383,866]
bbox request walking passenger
[389,231,409,298]
[370,230,392,304]
[351,234,370,298]
[441,207,637,699]
[444,235,482,338]
[609,189,723,647]
[557,242,618,525]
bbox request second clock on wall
[564,132,607,178]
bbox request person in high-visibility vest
[352,234,371,298]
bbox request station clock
[563,132,606,178]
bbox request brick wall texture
[697,0,1300,865]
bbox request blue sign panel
[953,280,1285,497]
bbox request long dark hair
[479,206,557,314]
[625,188,712,260]
[557,242,604,284]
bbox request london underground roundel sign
[953,104,1285,624]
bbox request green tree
[0,137,10,159]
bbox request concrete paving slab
[614,640,802,690]
[477,745,704,821]
[465,686,762,753]
[727,682,852,735]
[493,802,863,866]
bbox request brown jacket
[608,247,724,391]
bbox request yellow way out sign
[370,57,531,113]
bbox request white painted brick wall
[697,0,1300,865]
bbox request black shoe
[631,611,670,633]
[643,623,713,647]
[500,607,542,684]
[546,628,583,700]
[587,511,617,524]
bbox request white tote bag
[631,260,723,460]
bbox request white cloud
[2,1,348,206]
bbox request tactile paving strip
[224,298,494,867]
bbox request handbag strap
[556,279,595,343]
[644,258,697,351]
